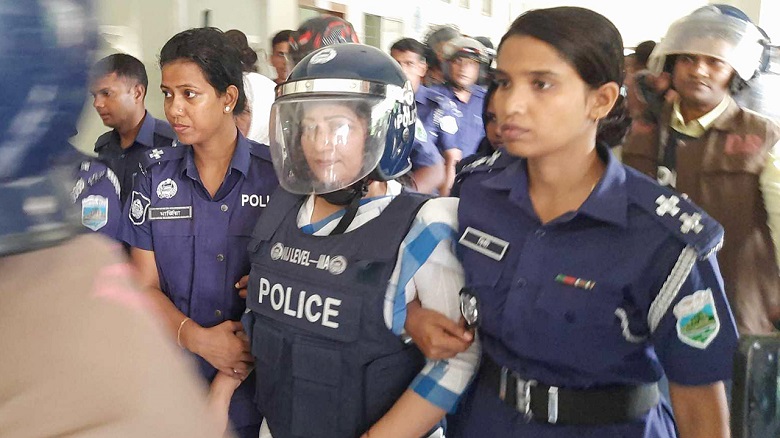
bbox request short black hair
[159,27,246,114]
[272,30,293,48]
[390,38,426,61]
[90,53,149,96]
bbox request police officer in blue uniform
[90,54,175,203]
[391,38,461,194]
[121,28,278,438]
[454,8,737,438]
[430,37,490,195]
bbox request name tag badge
[458,226,509,261]
[148,206,193,220]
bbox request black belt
[481,355,660,426]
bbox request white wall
[516,0,707,47]
[758,0,779,41]
[341,0,515,51]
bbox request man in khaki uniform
[0,2,225,436]
[622,5,780,334]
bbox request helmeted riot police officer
[0,2,223,436]
[622,5,780,336]
[244,43,480,438]
[430,37,491,195]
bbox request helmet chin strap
[320,179,370,235]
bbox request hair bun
[597,94,631,147]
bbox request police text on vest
[242,194,270,207]
[257,277,340,328]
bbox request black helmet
[0,0,97,255]
[288,16,360,68]
[270,43,416,198]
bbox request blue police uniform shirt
[120,133,278,430]
[454,145,738,437]
[414,86,459,169]
[94,111,175,203]
[430,84,486,158]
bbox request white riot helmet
[648,5,766,81]
[443,37,491,65]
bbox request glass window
[380,18,404,52]
[364,14,381,49]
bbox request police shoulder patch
[439,115,459,134]
[673,288,720,349]
[81,195,108,231]
[625,167,723,260]
[129,190,151,225]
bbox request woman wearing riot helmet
[454,7,736,438]
[237,43,480,438]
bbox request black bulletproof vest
[246,187,428,438]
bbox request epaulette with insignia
[459,150,514,175]
[140,139,186,170]
[625,167,724,259]
[453,150,517,193]
[249,141,272,162]
[93,130,114,152]
[72,159,121,201]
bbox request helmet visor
[648,9,764,80]
[269,96,393,195]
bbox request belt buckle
[498,366,536,421]
[516,376,537,421]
